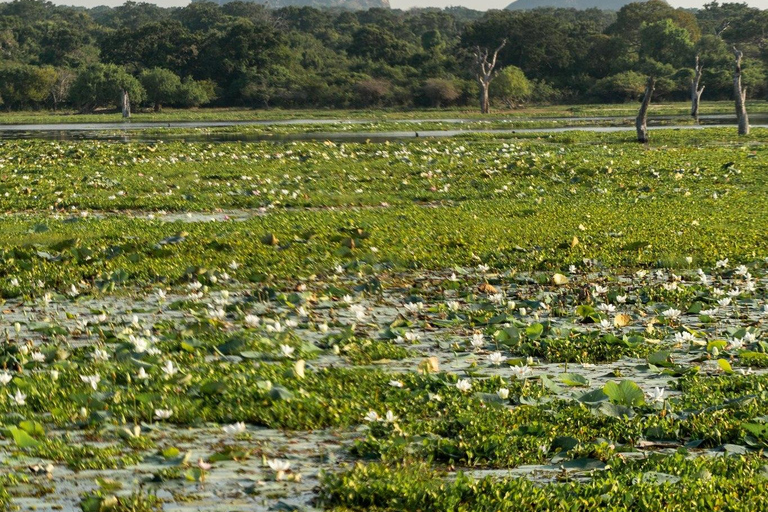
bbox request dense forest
[0,0,766,111]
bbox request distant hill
[506,0,634,10]
[210,0,390,8]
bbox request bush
[422,78,460,108]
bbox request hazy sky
[41,0,768,9]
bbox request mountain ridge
[506,0,637,10]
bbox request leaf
[717,359,733,374]
[597,402,636,419]
[268,385,293,401]
[18,420,44,438]
[475,392,505,405]
[647,350,673,368]
[558,373,590,387]
[560,458,607,471]
[8,426,40,448]
[603,380,645,407]
[540,375,563,394]
[613,313,631,327]
[578,388,609,404]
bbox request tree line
[0,0,765,112]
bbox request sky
[38,0,768,10]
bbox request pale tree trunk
[691,54,704,123]
[474,40,506,114]
[733,46,749,136]
[121,90,131,119]
[636,76,654,144]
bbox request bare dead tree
[690,55,704,123]
[636,76,655,143]
[50,69,75,112]
[121,90,131,119]
[733,46,749,135]
[716,20,730,37]
[474,40,506,114]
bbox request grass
[0,100,767,124]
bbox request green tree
[69,64,145,113]
[140,67,182,112]
[491,66,532,108]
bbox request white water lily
[244,314,260,328]
[280,344,295,358]
[471,333,484,349]
[647,387,665,403]
[384,410,398,423]
[717,298,731,307]
[389,380,403,388]
[593,284,608,294]
[363,410,380,422]
[31,352,45,363]
[154,409,173,420]
[11,389,26,406]
[497,388,510,400]
[488,352,507,366]
[0,372,12,386]
[511,365,532,379]
[91,349,110,361]
[136,368,149,380]
[267,459,291,480]
[80,374,100,390]
[456,379,472,392]
[661,308,681,320]
[162,360,177,377]
[222,422,247,435]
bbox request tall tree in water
[474,40,505,114]
[732,46,749,135]
[636,76,655,143]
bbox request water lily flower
[136,368,149,380]
[31,352,45,363]
[471,333,484,349]
[280,345,295,358]
[497,388,510,400]
[647,387,665,403]
[616,295,627,303]
[715,258,729,269]
[318,322,329,333]
[456,379,472,392]
[349,304,366,322]
[593,285,608,294]
[154,409,173,420]
[446,301,460,312]
[267,459,291,481]
[91,349,110,361]
[0,372,12,386]
[363,410,380,422]
[511,365,532,379]
[80,374,100,390]
[717,298,731,308]
[197,458,212,471]
[661,308,681,320]
[244,314,260,328]
[162,361,177,377]
[50,370,59,381]
[222,422,246,436]
[11,390,26,406]
[285,319,299,328]
[389,380,403,388]
[488,352,507,366]
[384,410,398,423]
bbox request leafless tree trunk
[733,46,749,136]
[121,90,131,119]
[474,40,506,114]
[636,76,654,144]
[691,55,704,123]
